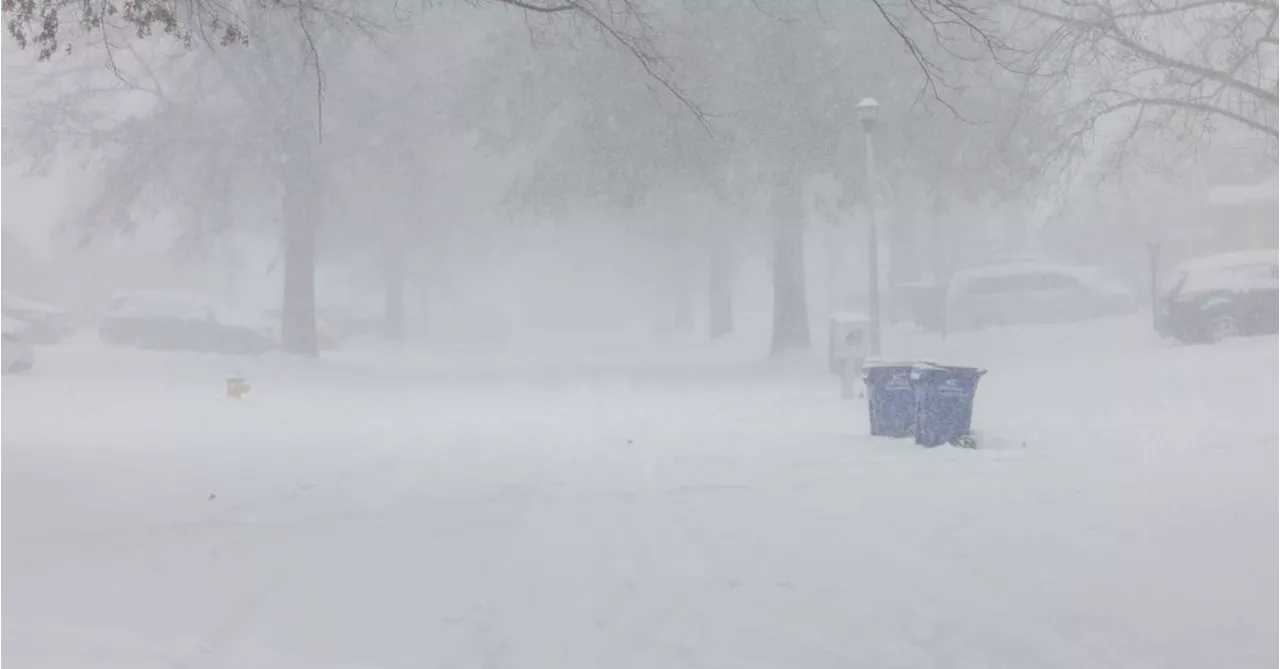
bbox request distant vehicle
[946,262,1138,331]
[1156,249,1279,344]
[260,309,339,350]
[2,315,35,374]
[99,291,275,355]
[1,292,75,345]
[963,254,1052,268]
[320,304,386,341]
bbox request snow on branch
[1011,0,1279,160]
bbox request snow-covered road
[4,320,1277,668]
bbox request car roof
[965,254,1049,267]
[2,314,28,333]
[952,261,1105,282]
[1175,249,1279,273]
[111,289,206,301]
[2,291,63,314]
[948,261,1132,296]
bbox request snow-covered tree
[3,9,364,355]
[456,0,1064,353]
[1011,0,1278,164]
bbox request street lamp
[856,97,882,357]
[1145,241,1161,331]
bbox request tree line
[4,0,1275,354]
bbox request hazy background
[2,0,1276,355]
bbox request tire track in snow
[118,439,490,669]
[575,465,1118,669]
[173,428,575,669]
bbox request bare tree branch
[1004,0,1278,172]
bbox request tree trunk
[384,234,406,342]
[708,241,733,339]
[280,165,319,357]
[770,168,810,354]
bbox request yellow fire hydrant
[226,376,251,399]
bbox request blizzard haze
[2,0,1278,667]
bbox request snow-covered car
[2,315,35,374]
[1,292,75,345]
[1156,249,1279,344]
[946,261,1138,331]
[99,291,276,355]
[319,304,386,341]
[260,309,339,350]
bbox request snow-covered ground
[4,316,1277,668]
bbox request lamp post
[1145,241,1161,332]
[857,97,882,357]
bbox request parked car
[99,291,275,355]
[319,304,386,341]
[1156,249,1279,344]
[946,262,1138,331]
[2,315,35,374]
[1,292,75,345]
[260,309,339,350]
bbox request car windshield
[1161,270,1189,296]
[4,6,1277,669]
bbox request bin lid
[911,360,987,377]
[862,358,918,369]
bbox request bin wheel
[950,435,977,449]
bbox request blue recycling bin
[861,361,918,438]
[910,363,986,447]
